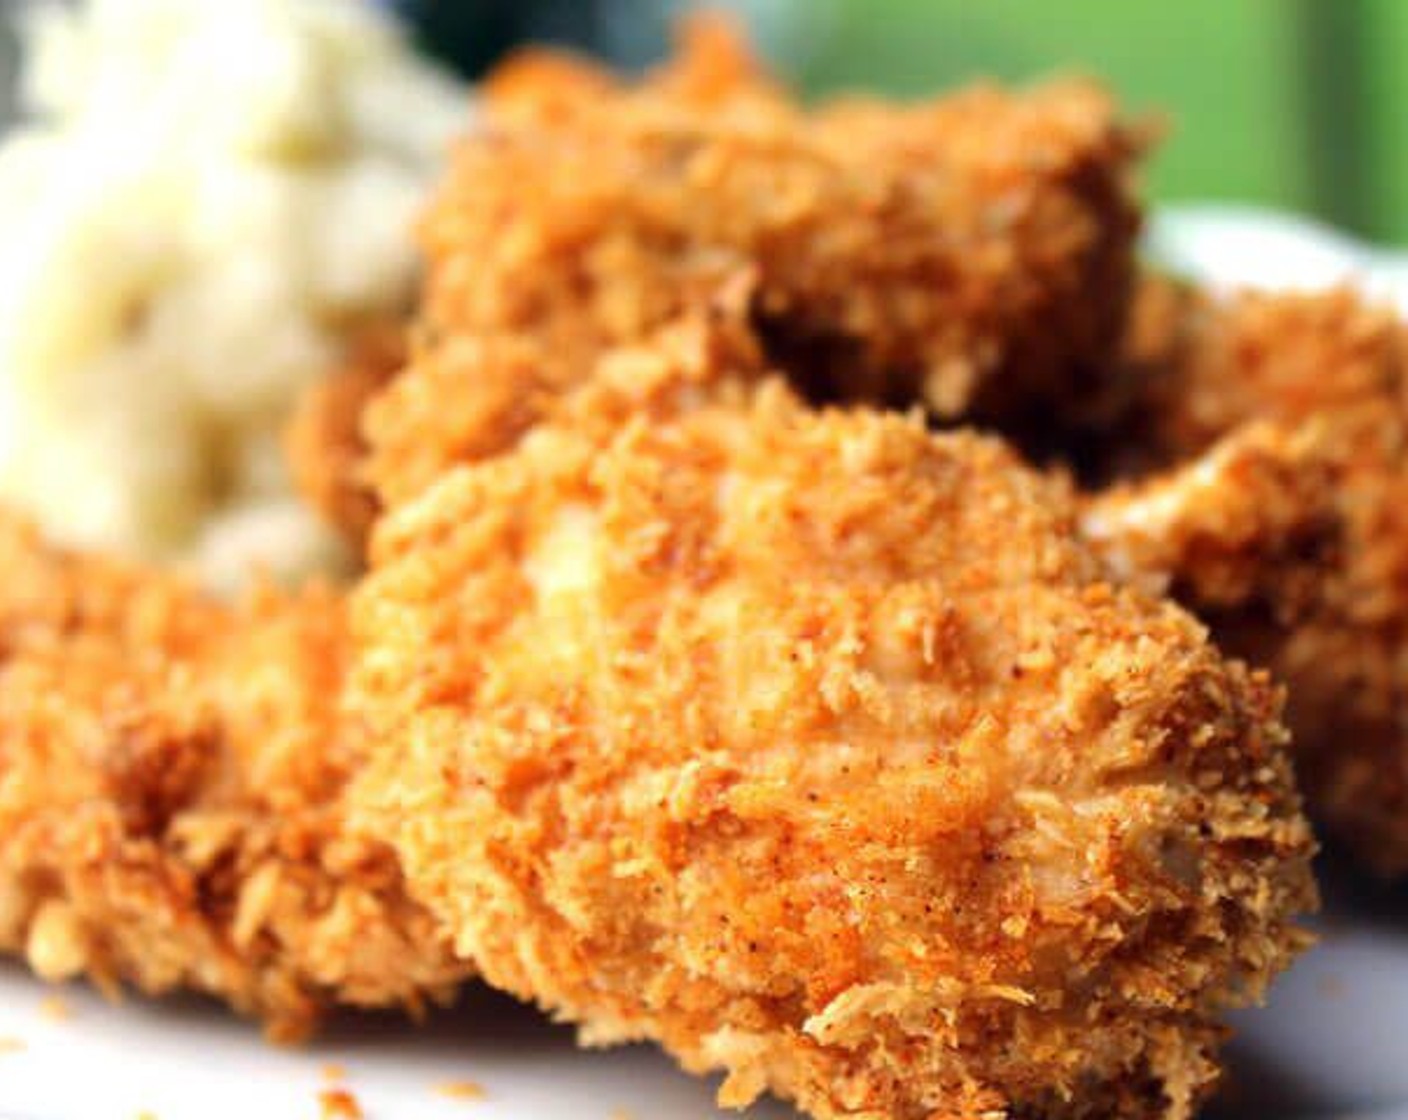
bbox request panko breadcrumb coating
[351,383,1315,1120]
[369,286,774,514]
[1090,280,1408,874]
[359,17,1145,516]
[1083,420,1341,623]
[0,515,465,1039]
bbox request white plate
[0,964,800,1120]
[4,205,1408,1120]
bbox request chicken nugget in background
[1082,418,1341,620]
[1085,279,1408,875]
[350,383,1316,1120]
[354,15,1145,516]
[0,515,467,1040]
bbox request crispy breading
[350,384,1315,1120]
[1086,281,1408,872]
[358,21,1143,514]
[0,515,466,1039]
[1082,420,1341,618]
[368,287,773,513]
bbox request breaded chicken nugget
[358,20,1143,514]
[1083,420,1341,619]
[0,515,465,1039]
[1088,281,1408,872]
[350,386,1315,1120]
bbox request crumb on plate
[318,1088,364,1120]
[435,1080,486,1101]
[38,994,71,1022]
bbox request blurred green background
[407,0,1408,244]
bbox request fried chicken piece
[1116,280,1408,459]
[286,322,406,552]
[1082,420,1340,617]
[350,384,1315,1120]
[0,514,465,1039]
[358,19,1144,514]
[1088,280,1408,873]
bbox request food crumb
[322,1064,348,1083]
[1316,972,1346,1000]
[436,1080,486,1101]
[318,1088,364,1120]
[38,995,71,1022]
[0,1036,25,1054]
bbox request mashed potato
[0,0,469,589]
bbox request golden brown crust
[0,514,466,1038]
[1098,280,1408,873]
[362,27,1144,514]
[1082,420,1341,620]
[351,386,1316,1120]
